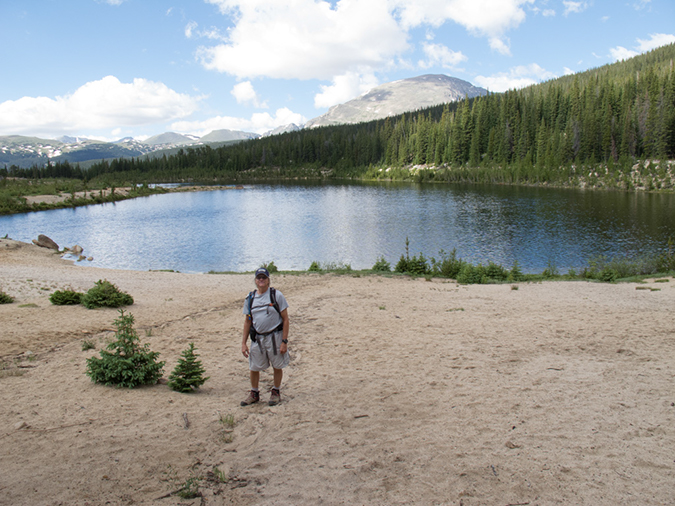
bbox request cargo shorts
[249,330,290,371]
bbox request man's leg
[242,371,261,406]
[272,368,283,389]
[250,370,260,389]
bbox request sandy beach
[1,237,674,505]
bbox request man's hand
[242,343,249,358]
[280,341,287,354]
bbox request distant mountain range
[1,74,485,168]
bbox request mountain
[0,135,160,168]
[144,132,198,146]
[200,129,260,142]
[1,74,487,168]
[263,124,302,137]
[304,74,487,128]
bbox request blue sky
[1,0,673,141]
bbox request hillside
[305,74,486,128]
[4,45,675,191]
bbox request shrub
[168,343,209,393]
[432,249,464,279]
[0,290,13,304]
[457,264,486,284]
[308,261,321,272]
[407,253,430,275]
[262,261,278,273]
[81,280,134,309]
[485,261,509,281]
[372,256,391,272]
[542,260,560,279]
[85,310,164,388]
[394,254,409,273]
[50,289,83,305]
[599,267,619,282]
[509,261,525,282]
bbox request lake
[1,181,674,274]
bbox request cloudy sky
[1,0,673,141]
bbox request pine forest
[4,43,675,192]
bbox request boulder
[32,234,59,250]
[70,245,83,255]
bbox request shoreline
[1,238,674,504]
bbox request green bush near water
[389,238,674,284]
[81,280,134,309]
[372,256,391,272]
[50,289,83,305]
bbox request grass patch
[163,465,203,500]
[218,412,236,443]
[0,362,25,378]
[81,339,96,351]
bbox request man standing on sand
[241,267,290,406]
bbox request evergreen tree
[168,343,209,393]
[86,310,164,388]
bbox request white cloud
[392,0,533,55]
[489,37,512,56]
[185,21,225,41]
[419,42,467,69]
[563,1,588,16]
[198,0,535,81]
[185,21,198,38]
[314,72,380,108]
[475,63,556,92]
[609,46,638,61]
[171,107,307,136]
[610,33,675,61]
[633,0,651,10]
[199,0,407,80]
[542,9,556,17]
[100,0,126,5]
[231,81,267,108]
[0,76,201,137]
[637,33,675,51]
[393,0,532,34]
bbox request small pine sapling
[168,343,209,393]
[86,309,164,388]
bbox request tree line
[3,43,674,189]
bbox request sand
[1,237,674,505]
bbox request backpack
[246,287,283,343]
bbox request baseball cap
[255,267,270,278]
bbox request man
[241,267,290,406]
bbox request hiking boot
[240,390,260,406]
[268,388,281,406]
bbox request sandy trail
[1,238,674,505]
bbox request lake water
[1,181,674,274]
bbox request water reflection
[1,182,673,274]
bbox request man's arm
[279,308,289,354]
[242,315,252,358]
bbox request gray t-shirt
[243,288,288,334]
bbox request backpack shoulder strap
[269,287,280,314]
[246,290,256,316]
